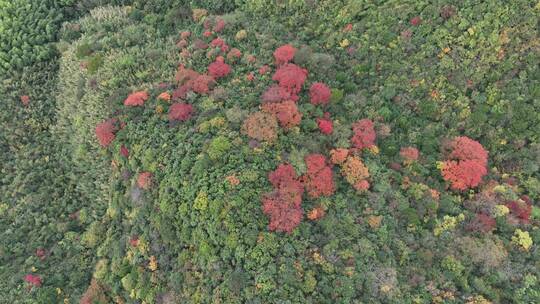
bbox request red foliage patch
[95,119,117,147]
[262,85,295,103]
[262,100,302,129]
[400,147,419,162]
[507,199,532,224]
[441,160,487,191]
[191,74,215,94]
[441,136,489,191]
[120,145,129,158]
[273,44,296,65]
[172,85,191,100]
[467,213,496,233]
[20,95,30,106]
[208,59,231,78]
[329,148,349,165]
[447,136,488,166]
[302,154,335,199]
[410,16,422,26]
[168,102,193,122]
[124,91,149,106]
[351,119,376,149]
[272,63,308,95]
[262,164,304,233]
[24,274,42,288]
[137,172,153,190]
[210,37,229,52]
[317,118,333,135]
[309,82,331,105]
[227,48,242,62]
[214,18,226,32]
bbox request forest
[0,1,539,303]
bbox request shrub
[351,119,376,149]
[309,82,331,106]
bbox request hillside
[1,1,539,303]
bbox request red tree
[124,91,149,106]
[447,136,488,166]
[262,164,304,233]
[208,59,231,78]
[272,63,308,95]
[507,199,532,224]
[262,85,296,103]
[24,274,42,288]
[400,146,419,162]
[309,82,331,105]
[317,118,333,135]
[351,119,376,149]
[262,100,302,129]
[441,136,489,190]
[273,44,296,65]
[95,119,117,147]
[302,154,335,199]
[168,102,193,122]
[137,172,153,190]
[441,160,487,191]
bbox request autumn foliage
[208,58,231,78]
[262,164,304,233]
[272,63,308,96]
[241,111,278,142]
[440,136,488,190]
[309,82,331,105]
[95,119,117,147]
[262,85,296,103]
[317,118,333,135]
[507,199,532,224]
[137,172,153,190]
[302,154,335,198]
[24,274,42,288]
[400,147,419,163]
[124,91,149,106]
[168,102,194,122]
[340,155,370,192]
[261,100,302,129]
[351,119,376,149]
[273,44,296,65]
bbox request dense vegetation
[1,1,539,303]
